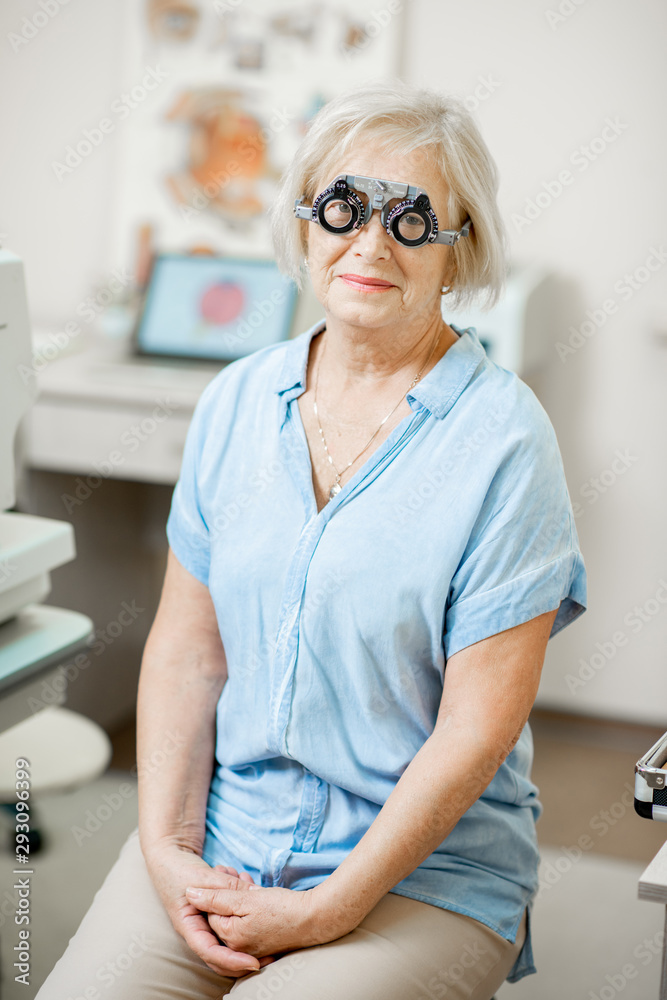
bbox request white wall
[403,0,667,723]
[0,0,123,323]
[1,0,666,723]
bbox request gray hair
[270,81,508,311]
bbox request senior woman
[37,82,586,1000]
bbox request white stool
[0,706,112,798]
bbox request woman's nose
[352,210,392,259]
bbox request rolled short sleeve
[166,382,216,587]
[443,404,587,658]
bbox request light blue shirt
[166,319,587,984]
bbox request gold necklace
[313,327,442,501]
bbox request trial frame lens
[311,179,365,235]
[295,174,472,248]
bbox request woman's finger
[208,912,233,939]
[185,886,247,915]
[195,868,254,892]
[213,864,255,884]
[207,909,284,962]
[180,908,260,977]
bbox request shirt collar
[273,318,486,420]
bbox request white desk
[24,338,220,485]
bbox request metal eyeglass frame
[294,173,472,248]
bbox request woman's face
[305,138,455,333]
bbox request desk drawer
[25,400,191,484]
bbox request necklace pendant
[328,481,342,500]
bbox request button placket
[267,395,433,757]
[267,514,325,755]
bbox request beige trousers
[35,828,526,1000]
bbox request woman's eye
[323,199,353,227]
[396,211,427,241]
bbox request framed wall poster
[108,0,405,275]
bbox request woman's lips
[339,274,395,291]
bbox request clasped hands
[185,864,351,971]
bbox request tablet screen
[134,254,298,362]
